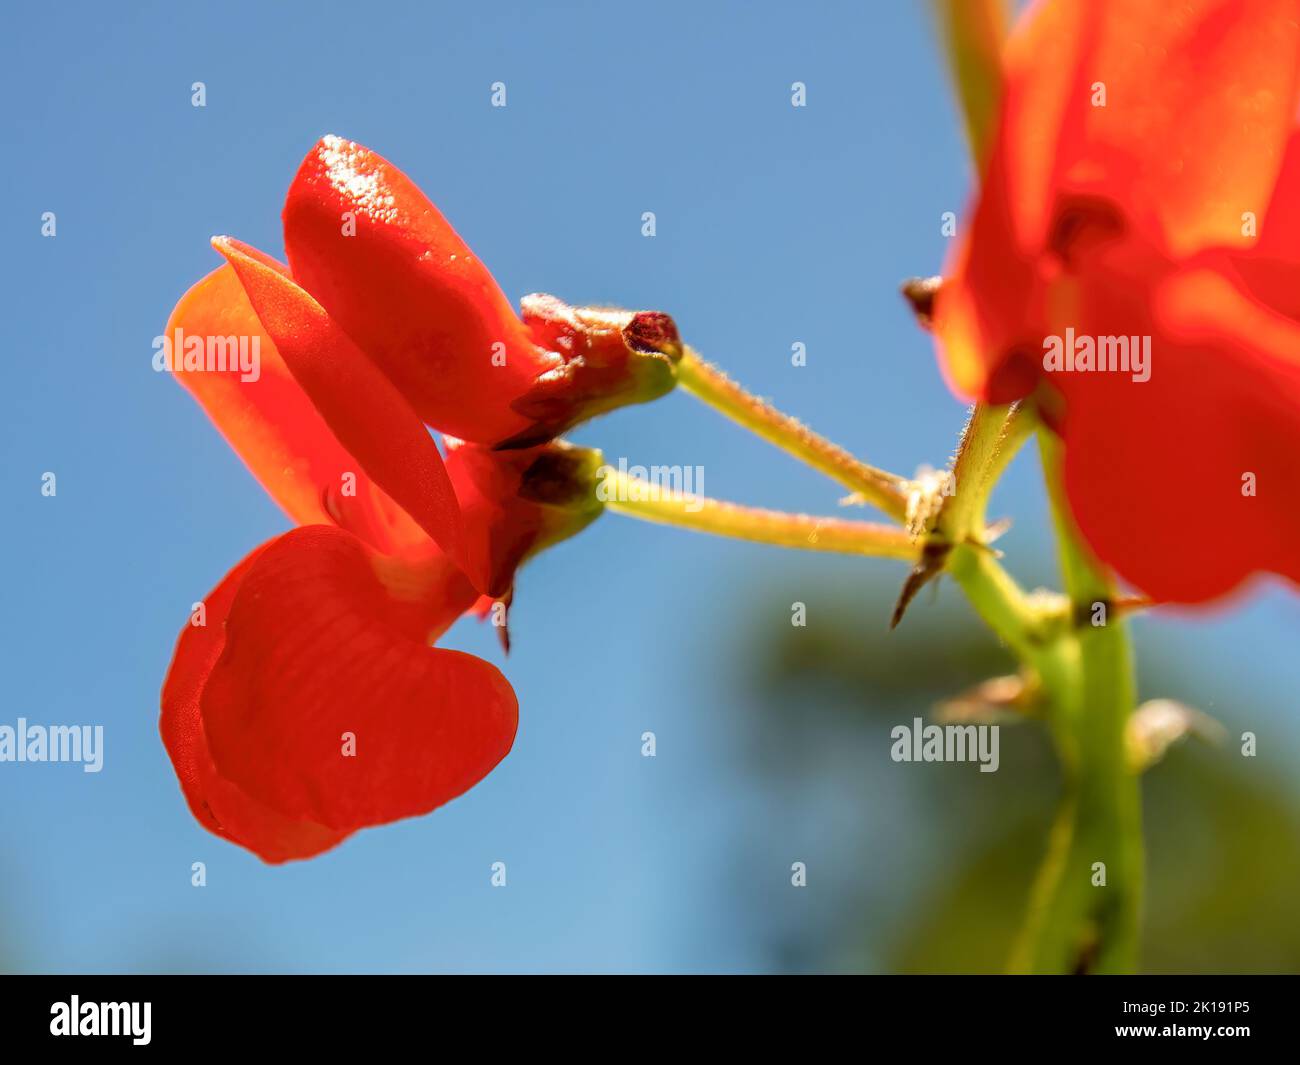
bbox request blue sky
[3,0,1299,973]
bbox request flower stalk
[674,348,912,522]
[603,469,919,561]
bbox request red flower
[161,236,605,861]
[934,0,1300,603]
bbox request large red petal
[164,264,433,557]
[160,542,351,863]
[200,526,516,833]
[1053,265,1300,603]
[281,135,557,444]
[212,237,476,583]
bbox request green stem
[890,402,1031,629]
[602,469,919,561]
[946,543,1052,661]
[941,428,1142,972]
[1008,432,1143,974]
[933,401,1030,543]
[674,348,912,522]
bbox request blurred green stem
[930,0,1008,165]
[928,0,1142,972]
[939,428,1142,972]
[1006,433,1143,973]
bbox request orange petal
[212,237,475,583]
[164,264,432,557]
[1012,0,1300,258]
[1220,131,1300,321]
[932,0,1092,398]
[937,0,1300,401]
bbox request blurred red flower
[934,0,1300,603]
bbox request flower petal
[199,526,516,833]
[160,542,351,863]
[212,236,475,583]
[932,0,1093,398]
[1055,266,1300,602]
[1013,0,1300,258]
[1220,132,1300,322]
[938,0,1300,401]
[164,264,432,557]
[281,135,556,444]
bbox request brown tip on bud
[900,276,943,331]
[623,311,682,361]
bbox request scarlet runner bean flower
[157,134,661,860]
[191,133,681,580]
[933,0,1300,604]
[159,264,604,859]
